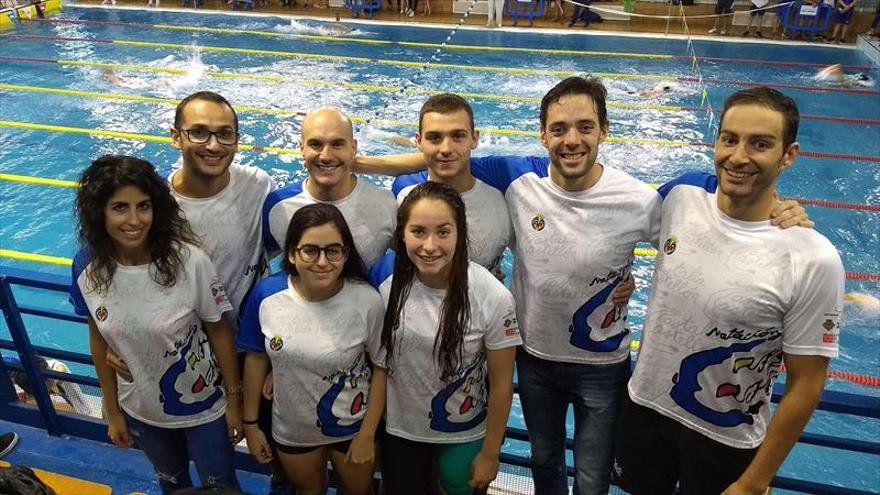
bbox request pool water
[1,5,878,492]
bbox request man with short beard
[615,87,844,495]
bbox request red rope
[780,197,880,212]
[675,55,875,71]
[678,76,880,96]
[690,143,880,163]
[780,364,880,387]
[846,272,880,281]
[680,107,880,126]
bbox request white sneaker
[101,0,109,4]
[708,27,718,34]
[407,9,414,16]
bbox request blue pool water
[1,5,878,492]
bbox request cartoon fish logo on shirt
[669,334,781,428]
[158,326,222,416]
[316,354,370,437]
[569,276,629,352]
[429,353,487,433]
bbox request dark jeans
[516,349,629,495]
[125,413,239,495]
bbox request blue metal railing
[1,267,878,494]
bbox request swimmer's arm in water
[389,135,417,148]
[353,153,427,176]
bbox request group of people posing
[68,76,844,495]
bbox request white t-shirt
[170,164,276,324]
[629,176,845,449]
[375,262,522,443]
[237,273,384,447]
[393,173,512,271]
[70,244,233,428]
[471,157,661,365]
[262,177,397,269]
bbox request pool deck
[70,0,875,42]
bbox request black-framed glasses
[295,244,348,263]
[177,127,239,145]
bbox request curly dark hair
[280,203,367,282]
[75,155,200,293]
[381,181,471,382]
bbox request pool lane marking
[3,119,878,162]
[3,58,878,126]
[0,121,302,155]
[0,249,72,266]
[3,172,879,212]
[0,83,690,142]
[6,34,880,96]
[0,246,876,281]
[22,18,878,71]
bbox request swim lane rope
[2,56,878,126]
[21,17,877,71]
[3,34,879,96]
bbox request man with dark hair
[356,79,810,495]
[391,93,511,273]
[614,87,843,495]
[359,77,654,494]
[167,91,275,326]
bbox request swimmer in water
[389,135,417,148]
[324,14,353,35]
[814,64,875,87]
[633,81,678,98]
[100,68,127,85]
[844,292,880,316]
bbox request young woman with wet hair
[69,154,242,494]
[374,181,521,494]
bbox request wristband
[243,418,259,425]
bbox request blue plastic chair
[345,0,381,18]
[505,0,545,26]
[780,0,835,40]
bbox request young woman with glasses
[374,181,521,494]
[69,155,243,494]
[238,203,385,495]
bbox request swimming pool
[1,4,878,492]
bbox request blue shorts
[715,0,735,14]
[835,1,855,24]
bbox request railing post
[0,275,62,435]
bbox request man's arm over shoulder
[353,153,427,176]
[470,155,548,194]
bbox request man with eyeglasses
[169,91,276,325]
[262,107,397,270]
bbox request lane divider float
[4,172,876,213]
[22,18,877,71]
[4,33,880,96]
[3,57,878,126]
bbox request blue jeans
[516,349,629,495]
[124,413,240,494]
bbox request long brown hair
[381,181,471,382]
[75,155,199,293]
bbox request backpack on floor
[0,465,57,495]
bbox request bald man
[262,108,397,269]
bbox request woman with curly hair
[374,181,521,494]
[69,155,243,494]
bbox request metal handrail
[1,267,878,494]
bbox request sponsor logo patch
[531,214,545,232]
[269,335,284,352]
[663,236,677,255]
[95,304,108,322]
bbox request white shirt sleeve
[190,247,233,323]
[782,243,845,358]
